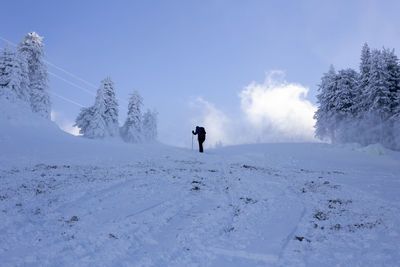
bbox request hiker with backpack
[192,126,206,153]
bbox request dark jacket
[192,126,206,138]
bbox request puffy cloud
[193,71,318,147]
[239,71,317,142]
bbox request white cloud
[192,71,318,147]
[240,71,317,142]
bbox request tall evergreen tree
[101,77,119,137]
[314,65,338,141]
[18,32,50,119]
[391,106,400,150]
[359,43,371,86]
[334,69,359,142]
[120,90,143,143]
[334,69,359,117]
[381,48,400,148]
[0,46,19,101]
[353,49,391,145]
[142,109,158,142]
[364,50,392,119]
[75,106,100,138]
[357,43,372,116]
[75,78,119,139]
[381,48,400,110]
[0,46,29,102]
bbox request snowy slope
[1,100,400,266]
[0,99,177,167]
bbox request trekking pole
[191,134,193,151]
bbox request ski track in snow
[1,145,400,266]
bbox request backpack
[197,127,206,136]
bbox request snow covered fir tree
[18,32,51,119]
[75,84,158,142]
[75,77,119,139]
[120,91,143,143]
[120,91,158,143]
[0,46,29,103]
[315,43,400,150]
[0,32,50,118]
[142,109,158,143]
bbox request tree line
[314,43,400,150]
[75,78,157,143]
[0,32,157,143]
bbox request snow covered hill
[1,100,400,266]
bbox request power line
[45,61,98,89]
[0,36,97,96]
[0,35,98,89]
[48,70,128,109]
[0,36,16,46]
[48,71,96,96]
[50,91,86,108]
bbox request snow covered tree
[333,68,360,142]
[360,49,393,145]
[75,105,109,139]
[391,110,400,150]
[391,87,400,149]
[120,91,143,143]
[359,44,371,90]
[314,65,338,141]
[381,48,400,110]
[381,48,400,148]
[335,69,359,117]
[142,109,158,142]
[0,46,29,103]
[101,77,119,137]
[314,67,359,143]
[18,32,51,119]
[0,46,21,101]
[75,77,119,139]
[315,44,400,150]
[356,43,371,116]
[365,50,395,116]
[75,107,99,139]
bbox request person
[192,126,206,153]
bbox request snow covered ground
[1,101,400,266]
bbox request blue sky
[1,0,400,147]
